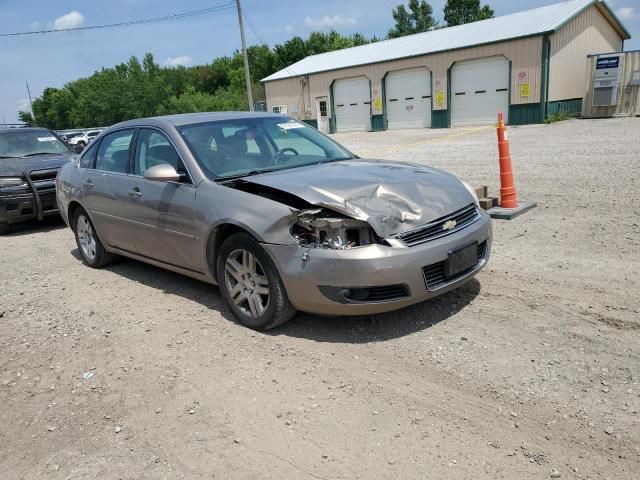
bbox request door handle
[128,187,142,199]
[83,179,93,190]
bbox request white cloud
[29,21,40,30]
[616,7,635,19]
[303,14,357,29]
[164,56,194,67]
[52,11,85,30]
[17,98,30,111]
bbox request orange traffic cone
[496,112,518,209]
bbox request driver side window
[134,129,189,182]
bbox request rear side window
[95,130,134,173]
[79,142,98,168]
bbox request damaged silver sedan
[56,112,492,330]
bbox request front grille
[360,285,410,301]
[29,169,59,191]
[28,168,59,181]
[423,241,486,290]
[395,204,480,247]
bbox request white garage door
[385,68,431,129]
[451,56,509,126]
[333,77,371,132]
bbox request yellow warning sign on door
[435,91,445,106]
[520,83,530,97]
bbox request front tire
[216,233,296,330]
[0,223,10,235]
[73,208,115,268]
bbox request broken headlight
[292,209,378,250]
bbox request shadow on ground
[274,279,481,343]
[4,216,66,237]
[70,248,481,343]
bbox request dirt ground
[1,117,639,480]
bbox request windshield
[0,130,69,158]
[178,117,355,180]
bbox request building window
[318,100,327,117]
[272,105,288,115]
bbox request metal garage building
[262,0,630,132]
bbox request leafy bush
[545,112,571,124]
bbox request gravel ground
[1,117,639,479]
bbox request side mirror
[143,163,181,182]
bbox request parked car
[56,113,491,330]
[59,132,83,144]
[0,127,75,234]
[68,130,102,148]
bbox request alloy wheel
[77,214,97,261]
[224,249,270,318]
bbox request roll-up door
[333,77,371,132]
[385,68,431,129]
[451,56,509,126]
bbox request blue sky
[0,0,638,124]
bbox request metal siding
[262,0,601,82]
[509,103,544,124]
[547,98,584,115]
[549,5,623,102]
[265,36,543,122]
[428,38,543,108]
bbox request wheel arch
[67,200,84,231]
[205,222,257,282]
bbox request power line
[241,11,298,78]
[0,2,235,37]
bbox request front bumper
[263,211,492,315]
[0,188,58,225]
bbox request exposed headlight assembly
[461,181,480,206]
[0,177,27,188]
[292,209,378,250]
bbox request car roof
[0,127,52,134]
[110,111,289,130]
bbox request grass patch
[545,112,571,124]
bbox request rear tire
[0,223,10,235]
[72,208,115,268]
[216,232,296,330]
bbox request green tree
[443,0,494,26]
[18,111,34,126]
[21,30,377,129]
[388,0,437,39]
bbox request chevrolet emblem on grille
[442,219,457,231]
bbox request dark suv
[0,128,75,234]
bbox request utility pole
[25,81,36,126]
[235,0,254,111]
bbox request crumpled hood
[242,159,475,237]
[0,153,75,177]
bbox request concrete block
[479,197,499,210]
[475,186,488,199]
[487,200,537,220]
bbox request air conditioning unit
[592,56,621,106]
